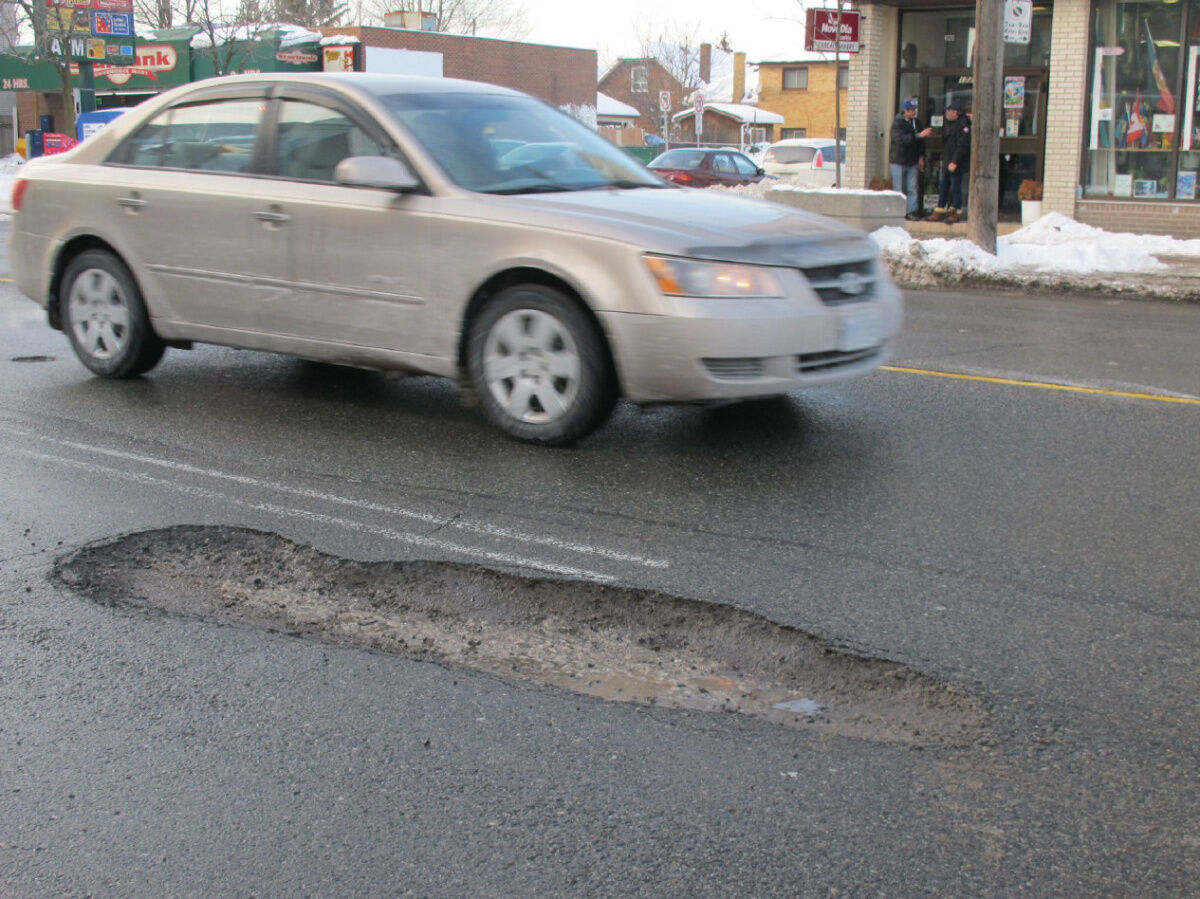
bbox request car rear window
[650,149,708,168]
[765,146,817,164]
[820,145,847,163]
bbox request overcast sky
[518,0,813,65]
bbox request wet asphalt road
[1,243,1197,894]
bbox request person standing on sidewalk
[929,102,971,224]
[890,98,933,221]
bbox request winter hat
[902,99,918,111]
[947,101,965,113]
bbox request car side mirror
[334,155,420,192]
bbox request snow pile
[871,212,1175,275]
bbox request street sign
[1003,0,1032,45]
[804,9,861,54]
[694,93,704,137]
[659,90,672,112]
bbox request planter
[1021,199,1043,224]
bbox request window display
[1085,0,1200,200]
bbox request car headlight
[643,255,785,298]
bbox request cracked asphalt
[1,230,1197,894]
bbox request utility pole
[833,0,842,189]
[968,0,1004,252]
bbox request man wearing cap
[929,102,971,224]
[890,98,933,220]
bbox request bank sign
[42,0,136,64]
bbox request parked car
[646,147,770,188]
[762,139,848,188]
[11,73,901,446]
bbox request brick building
[755,55,848,141]
[597,57,687,140]
[318,27,596,110]
[846,0,1200,237]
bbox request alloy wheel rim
[483,309,581,424]
[68,268,130,361]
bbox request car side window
[116,98,263,173]
[712,153,736,174]
[732,154,759,176]
[273,100,386,183]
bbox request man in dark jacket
[929,101,971,224]
[890,98,932,220]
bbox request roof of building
[672,103,784,125]
[596,92,639,118]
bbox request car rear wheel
[467,284,617,446]
[62,250,165,378]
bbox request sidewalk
[881,215,1200,302]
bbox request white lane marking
[4,444,615,582]
[3,427,668,570]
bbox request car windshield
[378,91,664,194]
[649,149,708,168]
[766,146,818,164]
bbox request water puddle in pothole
[54,526,983,744]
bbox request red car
[647,148,770,188]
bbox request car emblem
[838,271,866,296]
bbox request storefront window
[1085,0,1195,199]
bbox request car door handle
[117,196,146,210]
[254,209,291,224]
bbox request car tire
[61,249,165,378]
[467,284,617,446]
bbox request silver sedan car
[11,73,901,445]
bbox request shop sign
[323,45,355,71]
[1003,0,1032,46]
[93,42,178,85]
[804,9,861,54]
[91,11,133,36]
[276,49,318,65]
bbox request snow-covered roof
[596,92,639,118]
[190,23,322,49]
[674,103,784,125]
[320,34,361,46]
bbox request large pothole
[54,526,983,743]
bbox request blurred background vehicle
[646,147,769,188]
[761,139,847,188]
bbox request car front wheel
[467,284,617,446]
[61,249,165,378]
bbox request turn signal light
[12,179,27,212]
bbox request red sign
[42,132,80,155]
[804,9,861,53]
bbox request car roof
[768,138,837,148]
[177,71,525,99]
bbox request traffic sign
[659,90,672,112]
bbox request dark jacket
[941,114,971,172]
[889,113,926,166]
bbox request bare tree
[358,0,529,40]
[188,0,278,76]
[635,18,704,89]
[272,0,349,29]
[4,0,86,136]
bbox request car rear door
[103,85,282,335]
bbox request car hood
[478,187,875,265]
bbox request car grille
[796,348,881,373]
[703,357,765,380]
[799,258,878,306]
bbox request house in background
[596,92,643,145]
[755,52,849,141]
[670,49,781,146]
[598,55,688,138]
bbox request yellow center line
[882,365,1200,406]
[0,277,12,283]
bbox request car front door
[247,90,435,357]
